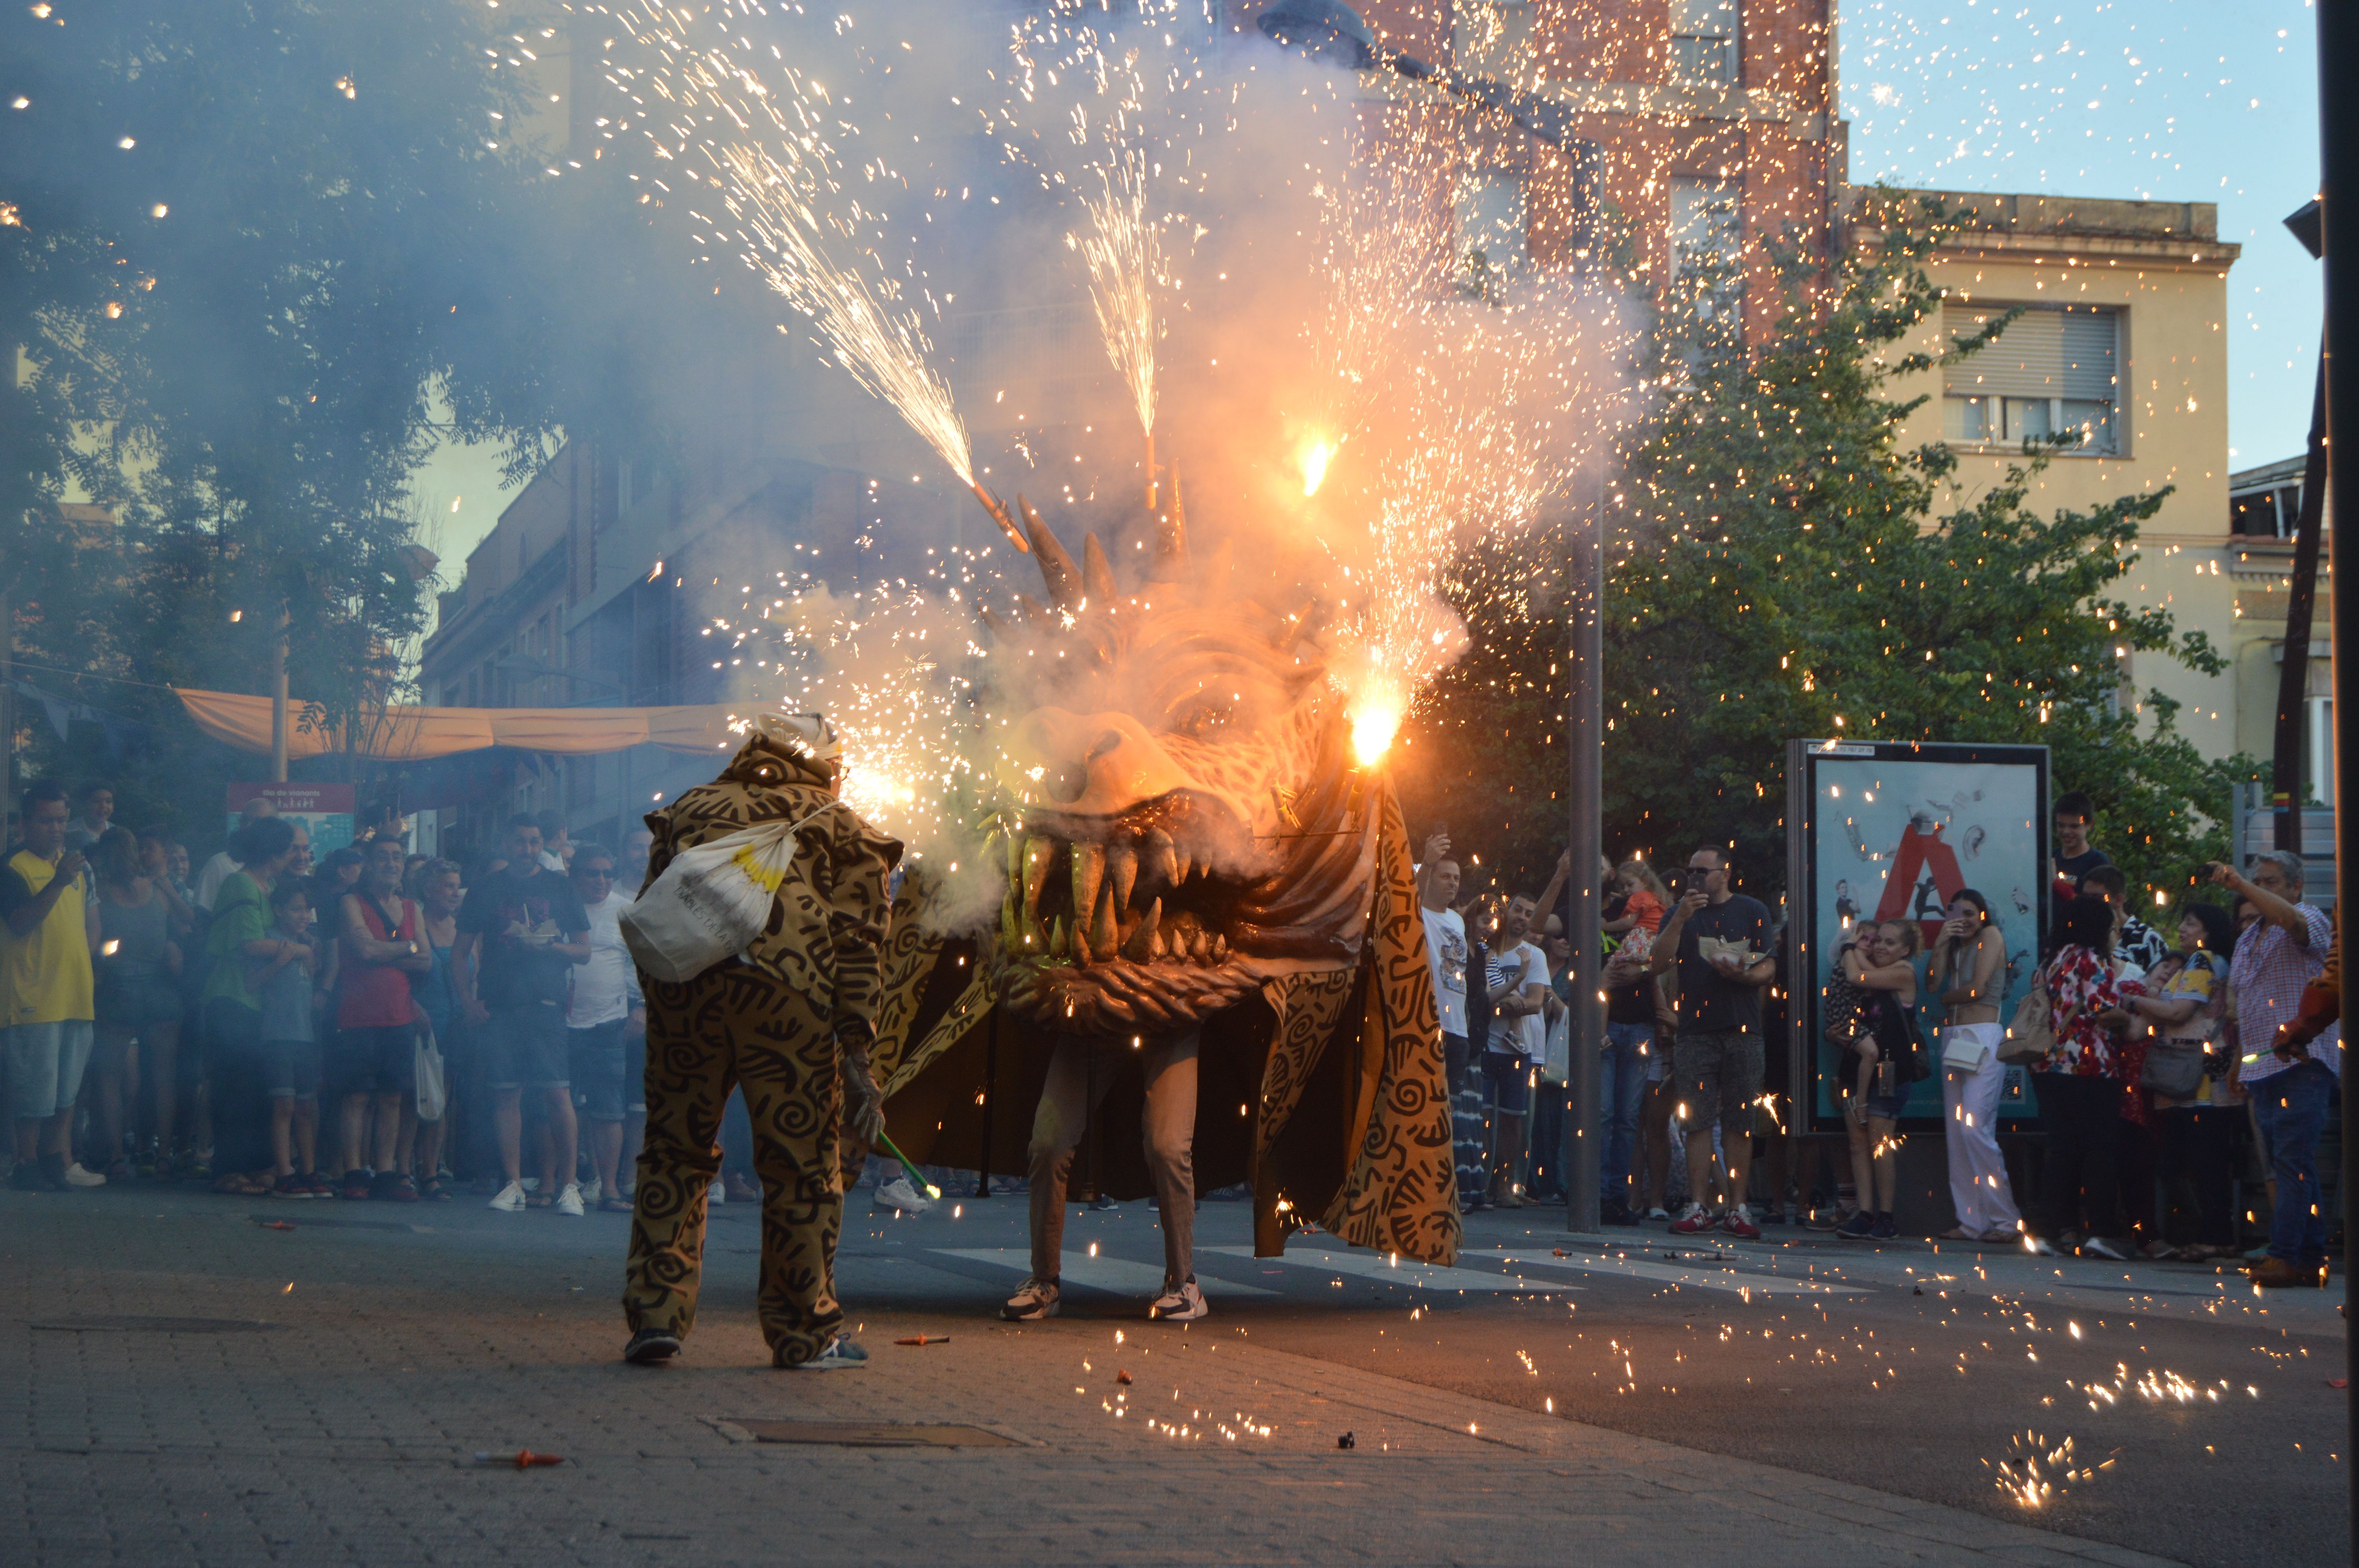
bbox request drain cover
[728,1420,1021,1448]
[29,1316,287,1334]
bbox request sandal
[214,1171,270,1196]
[1937,1226,1978,1241]
[598,1195,634,1214]
[420,1178,453,1203]
[527,1191,554,1209]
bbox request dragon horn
[1149,466,1188,582]
[1020,495,1084,610]
[1081,533,1118,606]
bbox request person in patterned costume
[621,713,901,1371]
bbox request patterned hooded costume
[621,714,901,1367]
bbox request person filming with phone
[1648,846,1773,1238]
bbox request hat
[752,712,841,765]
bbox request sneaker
[623,1326,682,1365]
[1668,1203,1714,1235]
[1804,1207,1850,1232]
[1869,1212,1898,1241]
[488,1180,527,1212]
[1001,1276,1061,1321]
[9,1160,39,1191]
[271,1173,310,1199]
[37,1152,70,1191]
[2081,1235,2131,1262]
[785,1335,869,1370]
[578,1174,602,1206]
[1600,1201,1640,1228]
[1835,1210,1876,1241]
[1150,1278,1210,1322]
[61,1161,107,1189]
[1087,1193,1120,1212]
[2022,1234,2059,1256]
[339,1169,372,1201]
[1718,1204,1762,1241]
[707,1178,727,1206]
[724,1172,760,1205]
[373,1171,419,1203]
[876,1176,933,1213]
[302,1170,335,1198]
[1645,1206,1669,1223]
[554,1182,585,1217]
[522,1177,541,1193]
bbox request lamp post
[1258,0,1608,1234]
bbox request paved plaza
[3,1179,2344,1566]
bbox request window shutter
[1944,304,2118,401]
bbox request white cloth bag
[414,1022,448,1123]
[619,805,838,983]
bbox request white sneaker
[876,1176,933,1213]
[708,1178,727,1205]
[786,1335,869,1371]
[489,1180,527,1212]
[2021,1234,2058,1256]
[1149,1278,1209,1322]
[578,1174,602,1206]
[521,1176,541,1193]
[555,1182,585,1217]
[62,1162,106,1188]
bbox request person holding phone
[1649,845,1773,1238]
[1928,890,2017,1241]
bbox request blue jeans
[1601,1023,1653,1209]
[2251,1060,2337,1263]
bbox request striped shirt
[2232,904,2339,1083]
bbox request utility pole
[1563,472,1605,1235]
[269,608,290,783]
[2271,358,2326,851]
[2310,3,2358,1556]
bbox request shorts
[1671,1027,1764,1132]
[1442,1033,1473,1096]
[329,1023,415,1098]
[5,1019,96,1120]
[264,1039,322,1100]
[485,1002,568,1091]
[1483,1049,1533,1116]
[569,1019,628,1123]
[96,971,183,1029]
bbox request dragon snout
[1001,708,1190,817]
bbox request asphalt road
[866,1190,2350,1567]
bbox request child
[1603,859,1669,940]
[257,880,336,1197]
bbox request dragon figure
[869,479,1460,1266]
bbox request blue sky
[1840,0,2321,466]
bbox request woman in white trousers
[1928,890,2021,1242]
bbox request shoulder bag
[1998,980,2054,1066]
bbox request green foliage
[1402,189,2247,908]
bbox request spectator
[2077,865,2166,973]
[1649,845,1774,1238]
[258,878,331,1197]
[2026,894,2138,1260]
[2,780,103,1191]
[567,845,638,1213]
[459,814,589,1216]
[198,815,301,1196]
[1598,899,1656,1226]
[65,782,116,853]
[2120,903,2234,1259]
[1928,889,2018,1242]
[1834,919,1920,1241]
[1416,833,1483,1211]
[196,798,277,913]
[285,821,314,885]
[2049,791,2110,941]
[2208,852,2337,1288]
[406,858,465,1202]
[1482,893,1549,1208]
[132,833,194,1174]
[90,827,182,1183]
[536,809,572,873]
[329,836,430,1201]
[1605,858,1669,942]
[315,846,366,906]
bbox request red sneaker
[1668,1203,1715,1235]
[1717,1205,1762,1241]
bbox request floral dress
[2042,945,2131,1076]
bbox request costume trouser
[1939,1028,2020,1235]
[1028,1032,1197,1287]
[2251,1060,2336,1265]
[623,983,843,1367]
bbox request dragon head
[983,481,1376,1035]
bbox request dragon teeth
[1021,835,1055,924]
[1172,843,1194,885]
[1070,842,1105,936]
[1107,844,1138,910]
[1122,897,1161,963]
[1090,881,1119,959]
[1144,827,1178,888]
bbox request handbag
[1897,1011,1933,1084]
[1999,982,2054,1065]
[1941,1027,1992,1073]
[414,1023,448,1123]
[2140,1037,2207,1098]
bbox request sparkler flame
[1298,438,1334,496]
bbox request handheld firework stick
[874,1132,942,1200]
[474,1450,565,1468]
[969,484,1030,553]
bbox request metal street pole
[1564,473,1605,1235]
[2313,2,2359,1554]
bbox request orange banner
[173,688,743,762]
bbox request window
[1457,0,1533,80]
[1455,171,1526,301]
[2311,695,2336,807]
[2231,477,2302,537]
[1668,177,1743,323]
[1942,302,2120,454]
[1670,0,1739,87]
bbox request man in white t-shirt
[195,798,276,912]
[1483,892,1551,1208]
[567,845,639,1212]
[1417,834,1485,1209]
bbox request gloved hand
[841,1046,886,1147]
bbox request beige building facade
[1857,190,2293,777]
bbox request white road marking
[934,1248,1276,1297]
[1205,1246,1578,1294]
[1483,1250,1866,1297]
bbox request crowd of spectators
[1408,787,2341,1289]
[0,783,685,1218]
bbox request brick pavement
[2,1186,2188,1566]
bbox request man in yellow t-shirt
[4,779,102,1191]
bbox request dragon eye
[1174,702,1234,739]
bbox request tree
[1400,189,2246,908]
